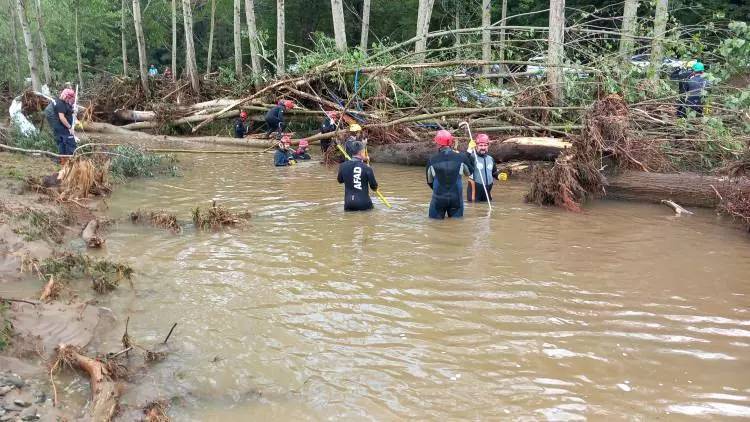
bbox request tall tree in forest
[121,0,128,76]
[619,0,639,60]
[8,0,22,89]
[32,0,50,85]
[182,0,199,93]
[454,0,460,58]
[276,0,285,76]
[547,0,565,104]
[360,0,370,53]
[244,0,262,78]
[481,0,491,74]
[15,0,40,91]
[414,0,436,60]
[233,0,242,78]
[499,0,508,62]
[74,0,83,89]
[171,0,177,78]
[650,0,668,80]
[206,0,215,73]
[330,0,347,52]
[132,0,149,96]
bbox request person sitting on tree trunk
[686,62,709,117]
[466,134,499,203]
[265,100,294,138]
[233,111,249,138]
[426,130,474,219]
[337,140,379,212]
[44,88,77,165]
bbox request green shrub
[109,145,178,180]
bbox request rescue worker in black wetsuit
[337,140,378,211]
[233,111,249,138]
[319,112,338,153]
[686,62,709,117]
[274,136,296,166]
[265,100,294,137]
[670,61,694,118]
[426,130,474,219]
[466,133,499,202]
[344,124,364,157]
[44,88,77,165]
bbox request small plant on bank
[109,145,178,180]
[0,302,11,351]
[40,253,133,293]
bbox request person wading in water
[337,140,379,211]
[466,133,498,202]
[44,88,77,165]
[426,130,474,219]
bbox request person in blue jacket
[426,130,474,219]
[685,62,709,116]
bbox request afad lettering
[353,166,362,190]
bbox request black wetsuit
[233,118,247,138]
[293,149,311,160]
[320,117,336,153]
[686,74,709,116]
[265,105,286,136]
[337,157,378,211]
[274,148,290,166]
[426,147,474,219]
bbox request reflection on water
[95,153,750,420]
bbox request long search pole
[459,121,492,212]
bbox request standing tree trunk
[15,0,40,91]
[498,0,508,84]
[182,0,199,93]
[206,0,215,73]
[244,0,262,78]
[619,0,639,60]
[330,0,347,52]
[132,0,150,96]
[414,0,436,60]
[276,0,285,76]
[8,0,22,90]
[481,0,491,75]
[650,0,668,80]
[547,0,565,105]
[233,0,242,78]
[121,0,128,76]
[74,0,83,89]
[33,0,50,86]
[360,0,370,53]
[171,0,177,79]
[453,0,460,59]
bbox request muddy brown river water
[94,153,750,420]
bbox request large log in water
[606,171,750,208]
[368,137,572,166]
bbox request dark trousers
[265,118,285,136]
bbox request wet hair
[346,140,364,156]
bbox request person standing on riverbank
[686,62,709,116]
[426,130,474,219]
[44,88,77,165]
[337,140,379,211]
[466,134,498,202]
[265,100,294,137]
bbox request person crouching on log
[265,99,294,138]
[337,140,379,212]
[319,112,338,153]
[44,88,77,165]
[466,134,499,203]
[426,130,474,219]
[233,111,249,138]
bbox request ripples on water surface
[96,153,750,420]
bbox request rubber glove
[467,138,477,153]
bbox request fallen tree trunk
[368,137,571,166]
[606,171,750,208]
[56,344,118,421]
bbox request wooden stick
[163,323,177,344]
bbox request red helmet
[299,140,309,147]
[240,111,248,119]
[434,130,453,147]
[283,100,295,109]
[476,133,490,146]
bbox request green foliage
[0,302,11,351]
[8,128,57,154]
[40,253,133,293]
[109,145,178,180]
[718,21,750,77]
[12,209,68,243]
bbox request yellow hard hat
[349,124,362,132]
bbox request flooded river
[97,152,750,420]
